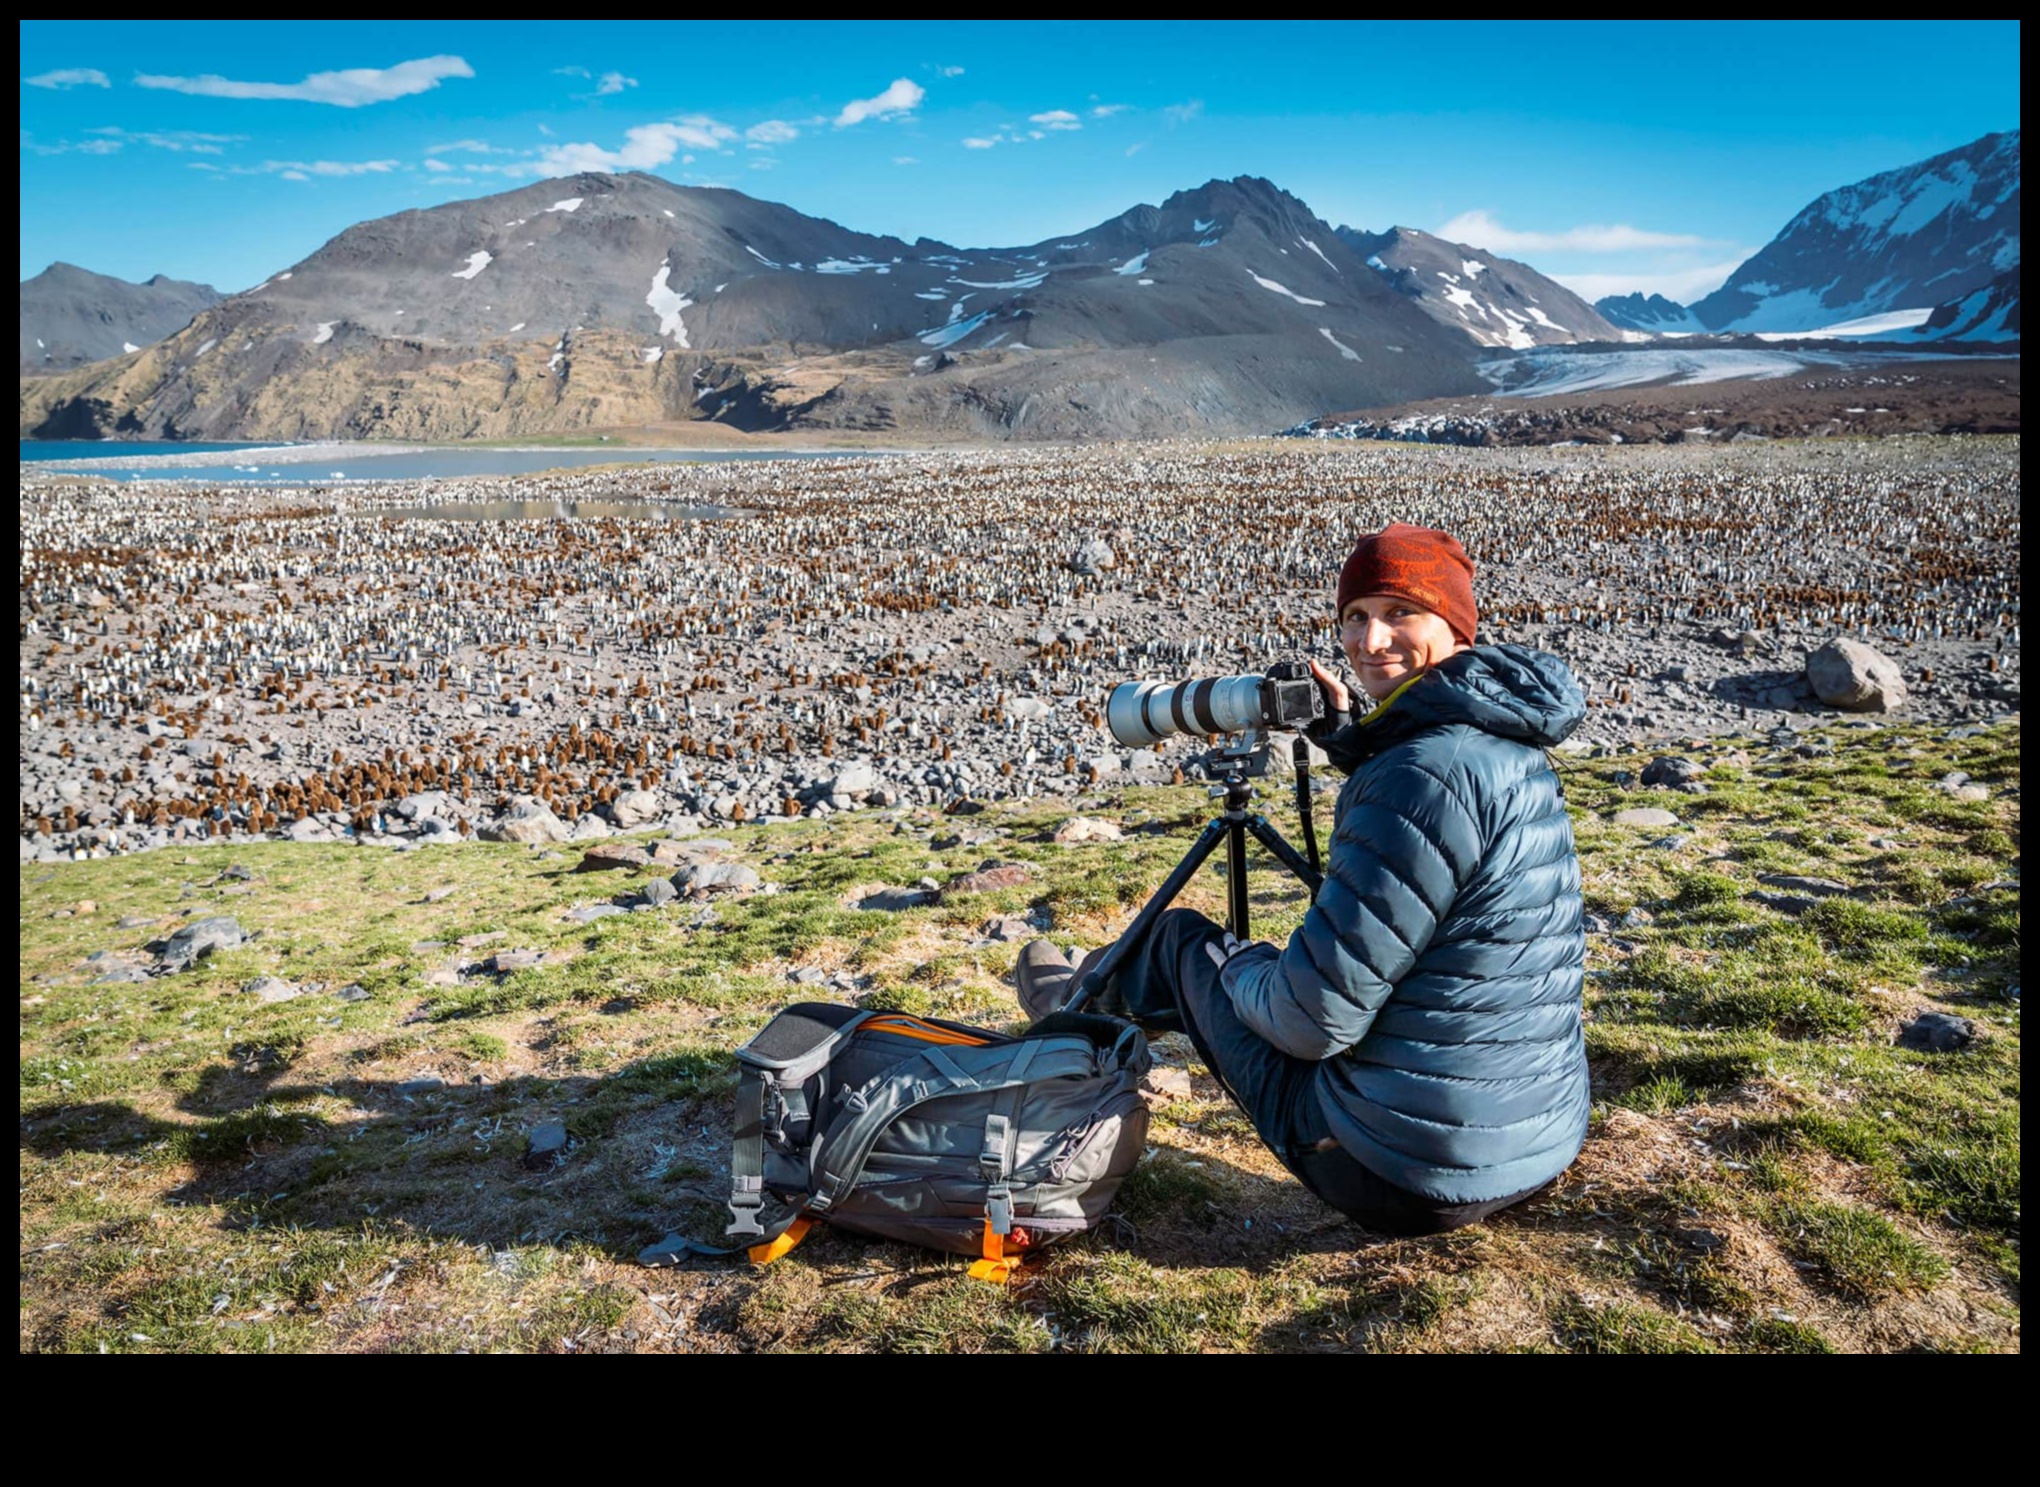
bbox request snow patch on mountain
[1250,271,1325,307]
[452,251,492,281]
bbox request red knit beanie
[1335,524,1478,646]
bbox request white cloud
[135,55,473,108]
[426,137,514,155]
[528,117,736,175]
[554,66,591,79]
[962,136,998,150]
[73,138,124,155]
[937,65,965,77]
[595,72,637,96]
[24,67,109,89]
[893,155,919,165]
[423,157,452,172]
[1553,259,1754,304]
[1162,100,1203,126]
[835,78,924,127]
[267,158,403,177]
[1125,142,1145,157]
[1435,209,1724,255]
[746,119,799,145]
[1030,109,1081,131]
[1090,103,1128,117]
[85,126,244,154]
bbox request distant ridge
[1336,225,1623,347]
[1689,129,2019,335]
[20,263,220,374]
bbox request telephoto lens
[1106,674,1271,747]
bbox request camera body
[1106,659,1325,747]
[1257,660,1324,732]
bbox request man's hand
[1206,932,1274,974]
[1306,658,1352,736]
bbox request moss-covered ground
[19,721,2018,1352]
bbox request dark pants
[1113,908,1543,1237]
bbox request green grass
[18,719,2021,1352]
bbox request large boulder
[1069,538,1116,575]
[479,799,568,844]
[1806,639,1908,712]
[608,789,665,828]
[157,915,248,973]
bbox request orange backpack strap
[967,1218,1019,1285]
[748,1216,813,1267]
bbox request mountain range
[17,129,2019,442]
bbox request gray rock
[636,877,678,908]
[1619,907,1654,929]
[1758,874,1852,897]
[828,762,877,797]
[156,914,247,972]
[575,841,651,871]
[1053,815,1123,844]
[1748,891,1815,916]
[945,863,1035,896]
[117,914,155,929]
[478,799,568,844]
[1611,807,1679,829]
[674,860,761,894]
[1641,756,1705,787]
[566,813,613,840]
[286,816,335,843]
[485,948,545,972]
[569,903,627,923]
[397,1078,446,1096]
[787,965,828,984]
[982,915,1038,942]
[243,975,300,1003]
[91,964,150,984]
[1896,1012,1976,1053]
[858,886,937,911]
[523,1121,570,1169]
[333,982,372,1003]
[1807,639,1908,712]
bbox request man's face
[1339,594,1464,701]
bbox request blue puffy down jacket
[1221,644,1591,1204]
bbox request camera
[1105,660,1324,748]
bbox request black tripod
[1064,732,1325,1013]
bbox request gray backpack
[719,1003,1151,1281]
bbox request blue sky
[20,20,2022,302]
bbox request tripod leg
[1227,816,1250,938]
[1245,814,1324,898]
[1063,817,1228,1013]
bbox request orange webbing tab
[861,1015,992,1048]
[747,1216,812,1266]
[967,1218,1019,1285]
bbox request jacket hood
[1320,644,1585,771]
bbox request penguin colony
[19,437,2020,859]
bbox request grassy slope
[20,722,2019,1353]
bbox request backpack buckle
[985,1183,1014,1236]
[725,1183,766,1239]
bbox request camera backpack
[710,1002,1151,1282]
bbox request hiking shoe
[1014,940,1113,1022]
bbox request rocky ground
[1300,355,2020,445]
[19,435,2020,861]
